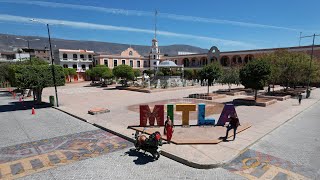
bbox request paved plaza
[0,84,320,179]
[41,82,320,168]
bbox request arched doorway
[220,56,230,67]
[200,57,207,66]
[191,58,198,67]
[232,55,242,65]
[183,58,189,67]
[244,54,254,63]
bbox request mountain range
[0,34,208,56]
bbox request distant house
[0,51,30,63]
[94,47,149,70]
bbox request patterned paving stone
[0,129,132,179]
[272,172,288,180]
[10,163,24,175]
[225,149,317,179]
[30,159,44,170]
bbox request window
[89,64,93,69]
[137,61,140,67]
[130,60,133,67]
[73,54,77,60]
[63,53,67,60]
[143,60,147,67]
[122,60,126,65]
[88,54,92,59]
[80,54,85,59]
[154,55,156,59]
[153,62,156,65]
[114,59,118,67]
[129,51,133,56]
[63,64,68,68]
[174,60,178,65]
[72,64,77,69]
[81,64,86,70]
[104,59,108,67]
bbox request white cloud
[0,14,255,48]
[0,0,305,32]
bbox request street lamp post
[300,33,320,98]
[30,19,59,107]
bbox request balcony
[60,58,92,62]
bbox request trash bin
[49,96,55,106]
[306,89,311,98]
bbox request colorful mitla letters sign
[139,103,231,126]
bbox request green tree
[85,69,96,83]
[198,63,222,94]
[255,53,280,92]
[219,67,240,91]
[160,67,171,76]
[156,71,164,76]
[101,67,113,85]
[63,68,77,82]
[11,65,65,104]
[0,63,11,83]
[113,64,134,86]
[91,65,112,83]
[133,69,141,79]
[143,69,154,77]
[240,59,271,100]
[183,69,193,80]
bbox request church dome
[152,38,158,42]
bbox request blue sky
[0,0,319,51]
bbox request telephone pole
[300,33,320,98]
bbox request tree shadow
[0,100,52,113]
[124,148,155,165]
[102,87,119,91]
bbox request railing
[61,58,92,62]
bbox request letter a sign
[216,104,237,126]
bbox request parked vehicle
[133,130,162,160]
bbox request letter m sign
[140,105,164,126]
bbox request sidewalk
[42,82,320,168]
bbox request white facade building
[54,49,94,73]
[0,52,30,63]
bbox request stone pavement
[41,82,320,168]
[0,92,131,179]
[225,95,320,179]
[20,147,245,180]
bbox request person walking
[298,93,303,105]
[224,113,240,141]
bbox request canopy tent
[155,60,184,68]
